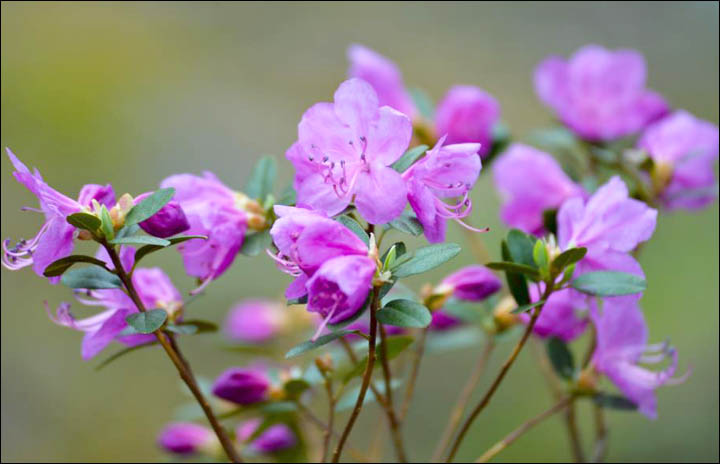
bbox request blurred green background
[1,2,718,462]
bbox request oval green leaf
[60,266,122,289]
[125,309,168,334]
[392,243,461,278]
[376,299,431,328]
[66,212,101,232]
[124,188,175,227]
[571,271,646,296]
[43,255,109,278]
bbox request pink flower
[288,78,412,224]
[403,137,485,243]
[493,144,585,236]
[591,297,682,419]
[521,286,589,342]
[212,367,271,405]
[158,422,215,455]
[236,419,296,454]
[535,44,668,141]
[439,265,502,302]
[638,110,719,210]
[3,149,115,282]
[435,85,501,156]
[224,300,285,344]
[430,310,462,331]
[133,192,190,238]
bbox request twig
[379,323,408,462]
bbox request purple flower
[430,310,462,331]
[435,85,501,157]
[158,422,215,455]
[347,44,417,119]
[403,137,485,242]
[493,144,585,236]
[160,172,249,293]
[3,149,115,282]
[535,44,668,141]
[224,300,285,344]
[288,78,412,224]
[521,286,589,342]
[212,367,271,405]
[269,206,376,337]
[557,176,657,278]
[638,110,719,210]
[133,192,190,238]
[439,265,502,302]
[236,419,296,454]
[591,297,682,419]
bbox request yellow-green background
[1,2,718,462]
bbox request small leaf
[66,212,101,233]
[285,330,357,359]
[376,299,431,328]
[100,205,115,240]
[125,309,168,334]
[551,247,587,276]
[124,188,175,227]
[43,255,109,278]
[283,379,311,398]
[546,337,575,380]
[336,215,370,246]
[382,245,397,272]
[387,212,424,236]
[501,240,530,305]
[175,319,218,334]
[392,145,428,173]
[245,156,277,200]
[109,236,170,247]
[392,243,461,278]
[61,266,122,289]
[240,231,272,256]
[165,324,198,335]
[533,240,548,271]
[114,223,140,240]
[506,229,537,268]
[511,300,546,314]
[593,393,638,411]
[571,271,646,296]
[486,261,541,279]
[94,342,158,371]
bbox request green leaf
[391,145,428,173]
[165,324,198,335]
[486,261,541,279]
[511,300,546,314]
[66,212,101,233]
[336,215,370,246]
[94,342,158,371]
[387,212,424,236]
[124,188,175,227]
[240,231,272,256]
[133,235,207,264]
[283,378,311,399]
[109,236,170,247]
[376,299,431,328]
[61,266,122,289]
[43,255,109,278]
[551,247,587,276]
[175,319,218,334]
[99,205,115,240]
[592,393,638,411]
[506,229,537,268]
[245,155,277,200]
[501,240,530,305]
[342,335,414,382]
[533,239,548,271]
[114,223,140,240]
[546,337,575,380]
[392,243,461,278]
[125,309,168,334]
[571,271,646,297]
[285,330,357,359]
[408,87,434,119]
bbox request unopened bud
[246,212,267,231]
[236,192,266,215]
[576,367,598,394]
[493,296,520,333]
[134,192,190,238]
[77,229,94,241]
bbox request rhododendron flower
[48,248,183,360]
[557,176,657,278]
[638,110,719,210]
[430,265,502,331]
[535,44,668,141]
[224,299,285,344]
[158,422,216,455]
[404,137,485,243]
[430,310,463,331]
[591,297,682,418]
[3,149,115,282]
[435,85,501,156]
[212,367,271,405]
[134,192,190,238]
[287,78,412,224]
[493,144,585,236]
[160,172,253,293]
[521,286,589,342]
[237,419,296,454]
[269,206,376,337]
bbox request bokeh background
[1,2,718,462]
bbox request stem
[592,404,608,463]
[399,327,428,421]
[321,377,336,463]
[379,323,408,462]
[474,396,573,463]
[331,286,380,463]
[565,399,585,462]
[103,242,241,463]
[445,286,553,462]
[432,338,495,462]
[338,338,388,408]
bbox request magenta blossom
[212,367,271,405]
[269,206,376,338]
[521,286,589,342]
[493,144,585,236]
[237,419,296,454]
[347,44,417,119]
[134,192,190,238]
[638,110,719,210]
[435,85,501,156]
[3,149,115,282]
[439,265,502,302]
[287,78,412,224]
[158,422,216,455]
[557,176,657,278]
[160,172,249,293]
[430,310,462,331]
[404,137,485,243]
[224,299,285,344]
[535,44,668,141]
[591,297,683,419]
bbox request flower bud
[439,265,502,302]
[157,422,216,455]
[493,296,520,333]
[134,192,190,238]
[236,419,297,454]
[212,367,271,405]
